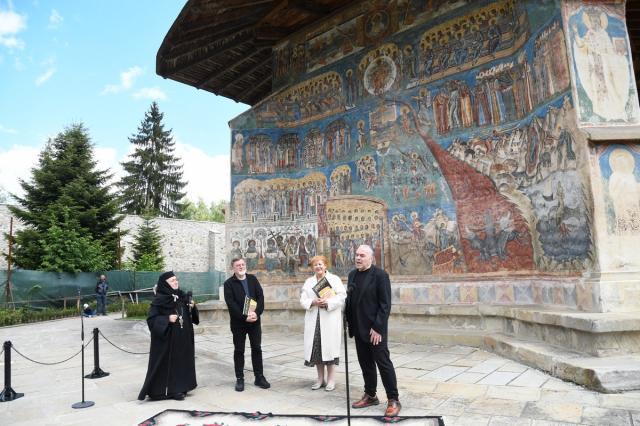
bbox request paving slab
[1,315,640,426]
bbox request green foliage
[125,301,150,318]
[0,307,78,327]
[118,102,187,218]
[128,218,164,271]
[39,206,110,272]
[8,123,122,271]
[181,198,226,222]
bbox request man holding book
[346,245,401,417]
[223,257,271,392]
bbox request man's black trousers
[232,324,263,379]
[354,336,399,400]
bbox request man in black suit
[223,257,271,392]
[346,244,401,417]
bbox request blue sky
[0,1,250,203]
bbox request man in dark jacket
[346,245,401,417]
[223,257,271,392]
[95,274,109,315]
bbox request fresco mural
[228,0,598,280]
[564,2,640,129]
[598,145,640,235]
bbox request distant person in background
[95,274,109,315]
[138,271,199,401]
[82,303,96,317]
[300,255,346,391]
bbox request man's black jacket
[223,273,265,330]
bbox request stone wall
[0,204,226,272]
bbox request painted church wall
[592,144,640,271]
[563,1,640,139]
[227,0,598,291]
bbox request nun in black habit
[138,271,199,401]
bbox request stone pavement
[1,314,640,425]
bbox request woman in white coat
[300,255,347,391]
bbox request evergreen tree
[181,198,226,222]
[118,102,186,217]
[129,217,164,271]
[8,124,122,271]
[39,204,110,272]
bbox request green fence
[0,269,226,308]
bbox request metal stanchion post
[0,341,24,402]
[86,328,109,379]
[343,314,351,426]
[72,292,94,409]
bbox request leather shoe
[385,399,402,417]
[351,393,379,409]
[254,375,271,389]
[311,381,325,390]
[235,378,244,392]
[172,392,185,401]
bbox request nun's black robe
[138,284,199,400]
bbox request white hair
[357,244,374,257]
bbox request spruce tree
[129,217,164,271]
[8,123,122,271]
[118,102,186,218]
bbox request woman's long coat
[300,272,346,362]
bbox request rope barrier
[98,330,148,355]
[10,337,93,366]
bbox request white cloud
[101,66,143,95]
[0,35,24,49]
[0,145,40,199]
[35,67,55,85]
[132,87,167,101]
[94,146,124,192]
[174,141,230,203]
[0,9,27,49]
[0,141,229,208]
[48,9,62,29]
[0,123,17,134]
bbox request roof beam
[239,73,272,103]
[206,0,273,10]
[254,24,289,41]
[166,27,249,61]
[181,5,269,35]
[289,0,332,16]
[179,17,255,41]
[219,54,273,95]
[257,0,290,25]
[196,47,270,89]
[166,32,254,74]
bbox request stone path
[1,314,639,425]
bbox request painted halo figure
[138,271,199,401]
[300,255,347,391]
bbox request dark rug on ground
[138,409,445,425]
